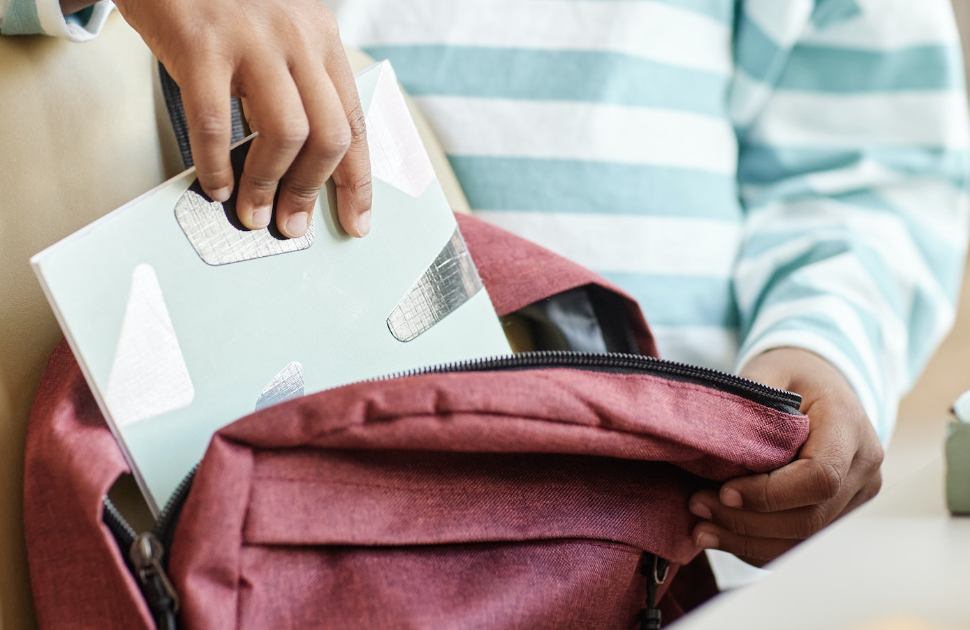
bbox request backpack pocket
[183,448,688,630]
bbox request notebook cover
[32,61,511,513]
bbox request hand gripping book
[32,62,511,514]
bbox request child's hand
[688,348,884,565]
[112,0,372,239]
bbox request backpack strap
[158,62,247,170]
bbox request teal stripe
[734,12,787,86]
[363,45,730,116]
[65,6,95,27]
[740,238,908,317]
[1,0,44,35]
[737,6,961,93]
[740,189,965,299]
[738,145,970,191]
[753,287,887,380]
[778,45,964,93]
[449,156,742,219]
[810,0,862,28]
[663,0,733,23]
[600,272,739,327]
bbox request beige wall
[0,17,178,630]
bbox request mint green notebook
[32,62,511,514]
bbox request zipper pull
[638,553,669,630]
[130,533,180,620]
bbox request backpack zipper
[370,350,802,415]
[102,350,800,626]
[102,468,196,630]
[639,552,670,630]
[125,350,803,541]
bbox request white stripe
[743,0,813,48]
[326,0,732,74]
[650,326,739,373]
[741,161,970,251]
[800,0,961,50]
[0,0,9,23]
[739,199,952,307]
[877,182,970,251]
[474,210,742,277]
[736,329,889,442]
[414,96,738,174]
[749,91,970,150]
[35,0,69,36]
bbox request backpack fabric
[24,213,809,629]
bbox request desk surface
[675,458,970,630]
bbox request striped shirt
[325,0,970,442]
[9,0,969,442]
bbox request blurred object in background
[945,390,970,514]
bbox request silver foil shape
[255,361,305,411]
[387,228,484,342]
[175,188,314,266]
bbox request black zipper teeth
[103,497,137,549]
[369,351,801,413]
[153,465,199,540]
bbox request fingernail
[689,500,712,520]
[252,206,272,229]
[211,187,231,203]
[696,532,720,549]
[356,211,371,237]
[284,212,309,238]
[721,487,742,508]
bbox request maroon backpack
[24,214,808,630]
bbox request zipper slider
[130,532,180,615]
[638,553,670,630]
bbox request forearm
[732,0,969,441]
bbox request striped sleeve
[732,0,970,442]
[0,0,112,41]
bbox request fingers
[688,447,883,562]
[719,395,859,513]
[181,63,235,203]
[691,522,797,567]
[148,1,369,240]
[689,489,832,541]
[325,44,373,237]
[232,46,369,238]
[691,348,885,565]
[717,456,847,513]
[274,56,353,238]
[839,468,883,516]
[235,61,310,233]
